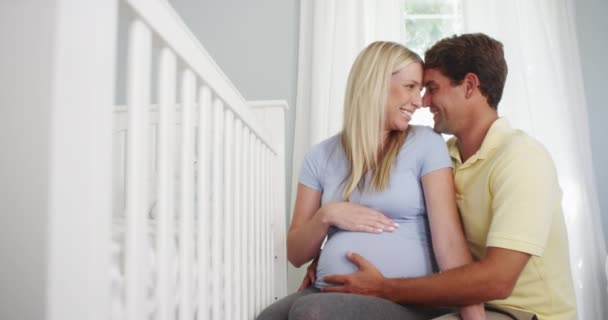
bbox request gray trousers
[256,287,453,320]
[256,287,537,320]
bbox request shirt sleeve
[486,140,559,256]
[298,144,324,192]
[418,127,453,177]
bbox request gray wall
[573,0,608,247]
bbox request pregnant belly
[315,222,435,288]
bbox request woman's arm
[422,168,470,269]
[422,168,485,320]
[287,184,327,267]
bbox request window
[404,0,463,57]
[405,0,463,128]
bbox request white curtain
[287,0,404,291]
[291,0,405,209]
[462,0,607,318]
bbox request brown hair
[424,33,507,109]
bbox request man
[315,33,577,320]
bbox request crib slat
[259,146,265,309]
[268,149,274,305]
[255,139,262,315]
[264,148,271,306]
[125,19,151,320]
[157,47,177,320]
[247,132,256,319]
[241,127,249,320]
[268,148,273,305]
[196,85,213,320]
[243,128,252,320]
[269,149,275,305]
[251,138,258,317]
[211,99,224,320]
[233,119,243,320]
[223,109,235,320]
[179,69,196,320]
[260,141,266,313]
[261,146,270,308]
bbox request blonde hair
[341,41,422,200]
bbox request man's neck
[455,110,498,163]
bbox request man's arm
[323,246,530,306]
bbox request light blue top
[298,126,452,288]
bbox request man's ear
[463,73,480,99]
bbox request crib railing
[112,1,287,320]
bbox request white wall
[573,0,608,247]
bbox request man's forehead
[423,68,445,85]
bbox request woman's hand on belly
[319,202,398,233]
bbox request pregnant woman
[257,41,483,320]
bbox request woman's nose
[412,91,422,109]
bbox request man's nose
[421,91,430,108]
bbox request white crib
[0,0,287,320]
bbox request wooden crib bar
[124,18,151,320]
[157,47,178,320]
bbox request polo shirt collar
[448,117,512,166]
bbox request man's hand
[298,256,319,291]
[320,252,386,297]
[460,304,486,320]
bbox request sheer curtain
[462,0,607,318]
[287,0,404,291]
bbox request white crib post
[157,47,177,320]
[1,1,117,320]
[234,119,244,320]
[197,85,213,320]
[243,128,253,319]
[255,138,263,315]
[248,132,257,319]
[179,69,196,320]
[263,148,270,305]
[211,99,225,320]
[267,148,274,305]
[125,18,152,320]
[258,145,266,310]
[267,148,273,305]
[223,109,235,320]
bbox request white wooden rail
[111,1,288,320]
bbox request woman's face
[384,62,423,133]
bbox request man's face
[422,68,465,135]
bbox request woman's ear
[463,72,480,99]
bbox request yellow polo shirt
[448,118,576,320]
